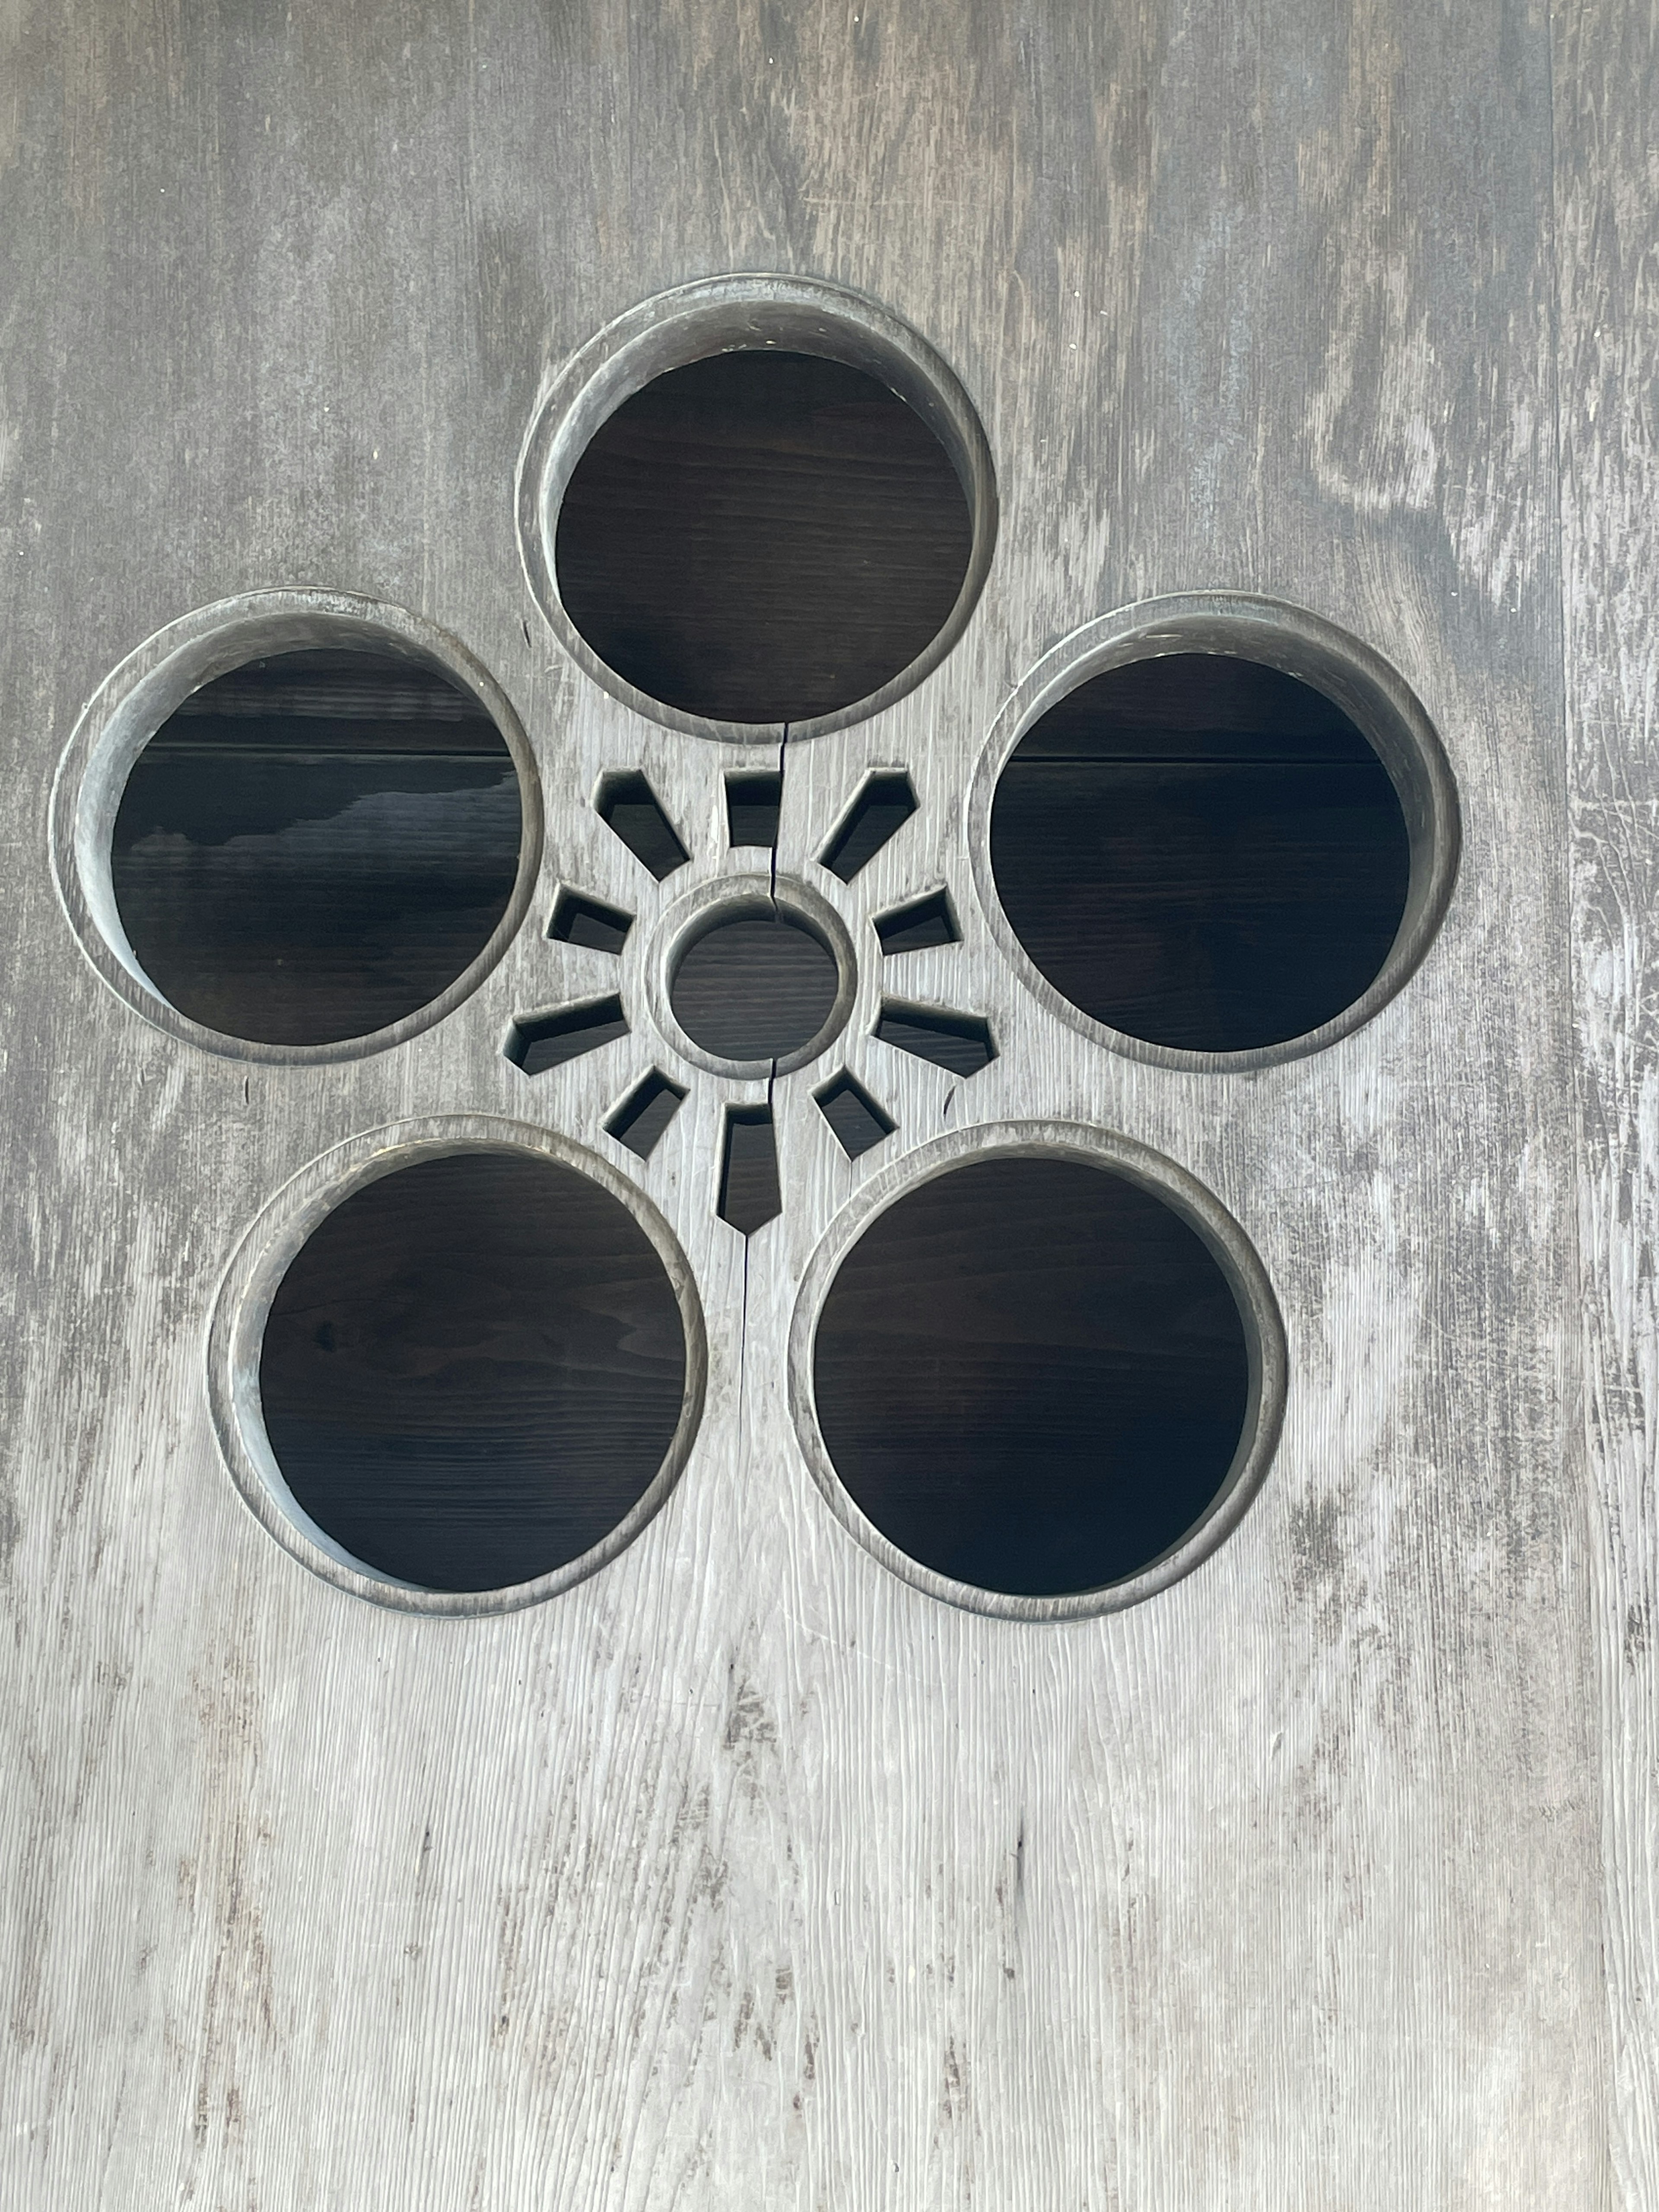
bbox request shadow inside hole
[555,352,973,724]
[720,1109,782,1234]
[726,772,782,848]
[549,887,633,952]
[596,772,689,879]
[259,1151,687,1593]
[505,996,629,1076]
[820,772,917,882]
[110,648,521,1047]
[990,654,1412,1053]
[671,909,840,1061]
[606,1069,687,1159]
[815,1070,895,1159]
[813,1156,1250,1598]
[874,1001,995,1075]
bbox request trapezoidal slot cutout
[254,1146,693,1598]
[518,276,998,741]
[976,596,1460,1068]
[796,1131,1284,1620]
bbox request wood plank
[0,0,1596,2203]
[1556,0,1659,2197]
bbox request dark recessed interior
[549,887,633,953]
[111,647,521,1047]
[990,653,1412,1053]
[719,1109,782,1234]
[260,1150,687,1593]
[671,908,841,1062]
[875,887,958,954]
[874,1001,995,1075]
[821,772,918,882]
[597,772,689,879]
[814,1156,1251,1598]
[555,351,973,725]
[816,1070,896,1159]
[606,1070,687,1159]
[727,772,782,848]
[505,995,629,1076]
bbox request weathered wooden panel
[1558,1,1659,2202]
[0,0,1620,2205]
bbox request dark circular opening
[258,1151,687,1593]
[813,1156,1251,1599]
[990,653,1412,1053]
[110,646,522,1047]
[671,907,841,1062]
[554,350,973,724]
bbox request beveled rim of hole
[966,592,1462,1072]
[648,873,858,1081]
[516,273,998,744]
[49,589,544,1065]
[788,1120,1287,1622]
[205,1115,708,1615]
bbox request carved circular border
[206,1113,708,1615]
[788,1120,1287,1621]
[49,589,545,1065]
[516,272,999,744]
[644,871,859,1081]
[966,592,1462,1071]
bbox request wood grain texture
[1557,0,1659,2200]
[554,350,972,724]
[111,650,522,1046]
[259,1149,687,1592]
[990,654,1411,1052]
[812,1153,1250,1595]
[0,0,1614,2206]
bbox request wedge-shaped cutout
[505,994,629,1076]
[875,1000,995,1076]
[726,771,782,849]
[874,887,958,955]
[548,886,633,953]
[719,1107,782,1234]
[596,772,690,879]
[815,1071,896,1159]
[606,1069,687,1159]
[820,772,917,883]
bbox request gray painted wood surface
[0,0,1645,2202]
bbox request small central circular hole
[671,908,841,1062]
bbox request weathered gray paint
[0,0,1647,2202]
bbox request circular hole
[990,652,1414,1053]
[553,350,974,724]
[258,1150,688,1594]
[812,1155,1252,1599]
[109,645,522,1047]
[670,905,842,1062]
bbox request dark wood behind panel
[111,649,521,1046]
[671,912,839,1059]
[991,655,1411,1052]
[259,1152,686,1592]
[814,1157,1249,1596]
[554,351,972,724]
